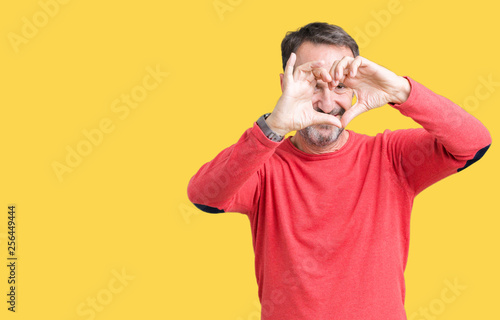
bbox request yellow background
[1,0,499,319]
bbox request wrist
[264,113,290,137]
[389,76,411,105]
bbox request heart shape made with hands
[270,53,409,135]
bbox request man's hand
[328,55,411,128]
[266,53,411,135]
[265,52,342,136]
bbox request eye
[334,83,348,93]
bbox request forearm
[187,122,281,211]
[390,76,492,160]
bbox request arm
[386,77,491,195]
[188,53,340,214]
[187,122,280,215]
[325,56,491,195]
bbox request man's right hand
[265,52,342,137]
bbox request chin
[299,125,344,147]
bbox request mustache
[313,107,345,116]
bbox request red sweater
[187,77,491,320]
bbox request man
[187,22,491,320]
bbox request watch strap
[256,113,284,142]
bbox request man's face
[281,41,354,147]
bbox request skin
[266,41,411,154]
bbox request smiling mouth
[311,110,344,126]
[316,123,336,130]
[330,109,344,117]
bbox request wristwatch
[256,113,284,142]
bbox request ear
[280,73,284,93]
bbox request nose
[313,87,338,114]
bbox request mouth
[315,123,336,130]
[313,113,343,130]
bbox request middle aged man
[187,22,491,320]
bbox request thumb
[309,112,342,128]
[340,102,368,128]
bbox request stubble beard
[298,108,345,147]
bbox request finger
[295,61,325,83]
[284,52,297,82]
[340,102,369,128]
[312,67,332,83]
[334,56,354,83]
[331,57,354,88]
[329,60,341,88]
[349,56,363,78]
[297,60,325,74]
[310,112,342,128]
[299,68,317,84]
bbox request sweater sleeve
[187,122,282,216]
[386,76,492,196]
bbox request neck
[290,130,349,155]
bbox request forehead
[295,41,353,66]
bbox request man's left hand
[328,56,411,128]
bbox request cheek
[311,92,322,103]
[340,93,355,110]
[311,90,354,108]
